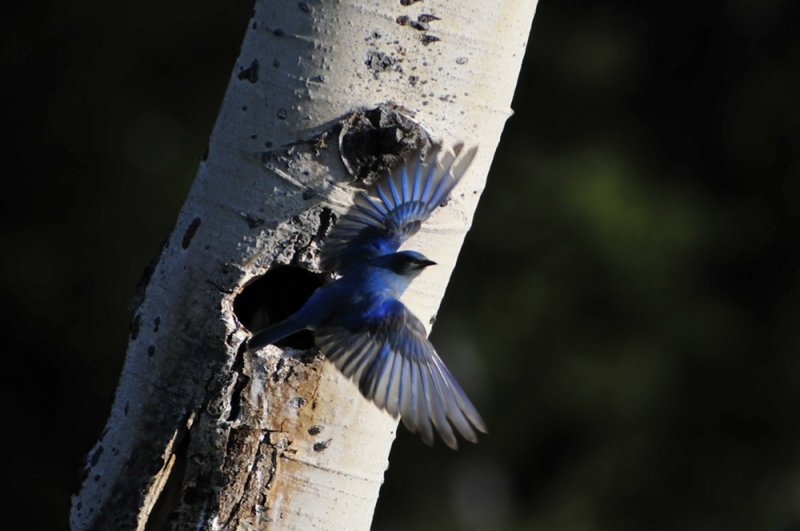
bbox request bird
[247,143,486,449]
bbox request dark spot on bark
[124,402,129,416]
[237,59,259,83]
[418,13,440,23]
[130,313,141,340]
[408,75,419,86]
[93,475,100,482]
[277,108,288,120]
[317,207,335,240]
[273,58,280,68]
[154,317,161,333]
[400,0,421,5]
[410,20,429,31]
[147,345,156,357]
[290,396,306,408]
[273,28,284,37]
[429,314,437,325]
[365,50,397,74]
[298,2,311,13]
[422,34,441,46]
[456,56,468,65]
[252,21,257,30]
[265,141,274,148]
[90,445,104,466]
[182,217,202,249]
[308,425,323,435]
[313,439,332,452]
[244,213,266,228]
[396,15,410,25]
[302,187,315,200]
[242,105,249,111]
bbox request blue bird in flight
[248,144,486,449]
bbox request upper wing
[320,144,478,273]
[315,298,487,449]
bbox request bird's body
[248,144,485,449]
[248,252,426,345]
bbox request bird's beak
[421,259,436,267]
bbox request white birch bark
[71,1,537,529]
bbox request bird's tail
[246,317,305,352]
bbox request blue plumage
[248,144,485,449]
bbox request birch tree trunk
[71,1,537,529]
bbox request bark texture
[71,1,537,529]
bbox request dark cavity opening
[234,266,323,350]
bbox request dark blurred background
[2,1,799,529]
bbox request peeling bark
[71,1,538,529]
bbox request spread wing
[315,298,487,449]
[320,144,478,273]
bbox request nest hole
[234,266,323,350]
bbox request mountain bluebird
[248,144,486,449]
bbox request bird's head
[384,250,436,278]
